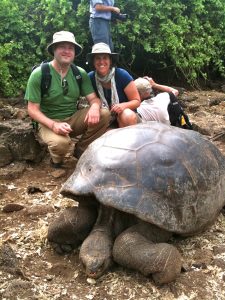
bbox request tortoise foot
[113,230,182,284]
[79,228,113,279]
[79,205,114,279]
[47,205,98,254]
[49,241,75,255]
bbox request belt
[90,17,109,20]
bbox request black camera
[111,12,128,22]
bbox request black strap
[40,62,82,97]
[71,64,82,91]
[40,62,52,98]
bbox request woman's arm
[111,81,140,114]
[123,81,141,109]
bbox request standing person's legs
[89,18,113,51]
[38,124,71,164]
[67,108,110,158]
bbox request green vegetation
[0,0,225,96]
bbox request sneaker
[73,148,83,160]
[50,159,64,169]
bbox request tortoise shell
[61,122,225,235]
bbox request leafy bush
[113,0,225,87]
[0,0,225,97]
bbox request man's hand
[52,122,72,136]
[144,76,155,88]
[84,104,100,125]
[85,93,102,124]
[112,7,120,14]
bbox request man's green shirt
[24,63,94,119]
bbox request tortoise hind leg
[47,202,98,255]
[113,226,182,284]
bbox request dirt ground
[0,90,225,300]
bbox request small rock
[179,94,198,102]
[45,274,54,281]
[192,262,207,269]
[194,111,207,117]
[0,107,13,119]
[0,243,20,271]
[212,258,225,270]
[2,279,34,299]
[87,277,96,285]
[191,123,211,136]
[14,109,28,120]
[0,144,13,167]
[209,98,222,106]
[51,169,67,178]
[2,203,25,213]
[24,205,54,216]
[192,249,213,266]
[213,245,225,255]
[27,186,44,194]
[0,162,26,180]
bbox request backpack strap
[71,64,82,91]
[40,62,82,97]
[40,62,52,98]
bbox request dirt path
[0,90,225,300]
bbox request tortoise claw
[49,242,75,255]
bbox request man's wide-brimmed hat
[47,31,82,56]
[86,43,119,65]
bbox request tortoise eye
[88,167,92,172]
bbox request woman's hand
[110,103,127,115]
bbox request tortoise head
[60,129,137,203]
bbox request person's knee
[100,108,111,123]
[129,112,138,124]
[118,109,137,127]
[48,136,71,155]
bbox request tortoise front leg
[79,204,115,279]
[113,227,182,284]
[47,202,98,254]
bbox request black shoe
[73,148,83,160]
[50,159,64,169]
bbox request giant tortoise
[48,122,225,284]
